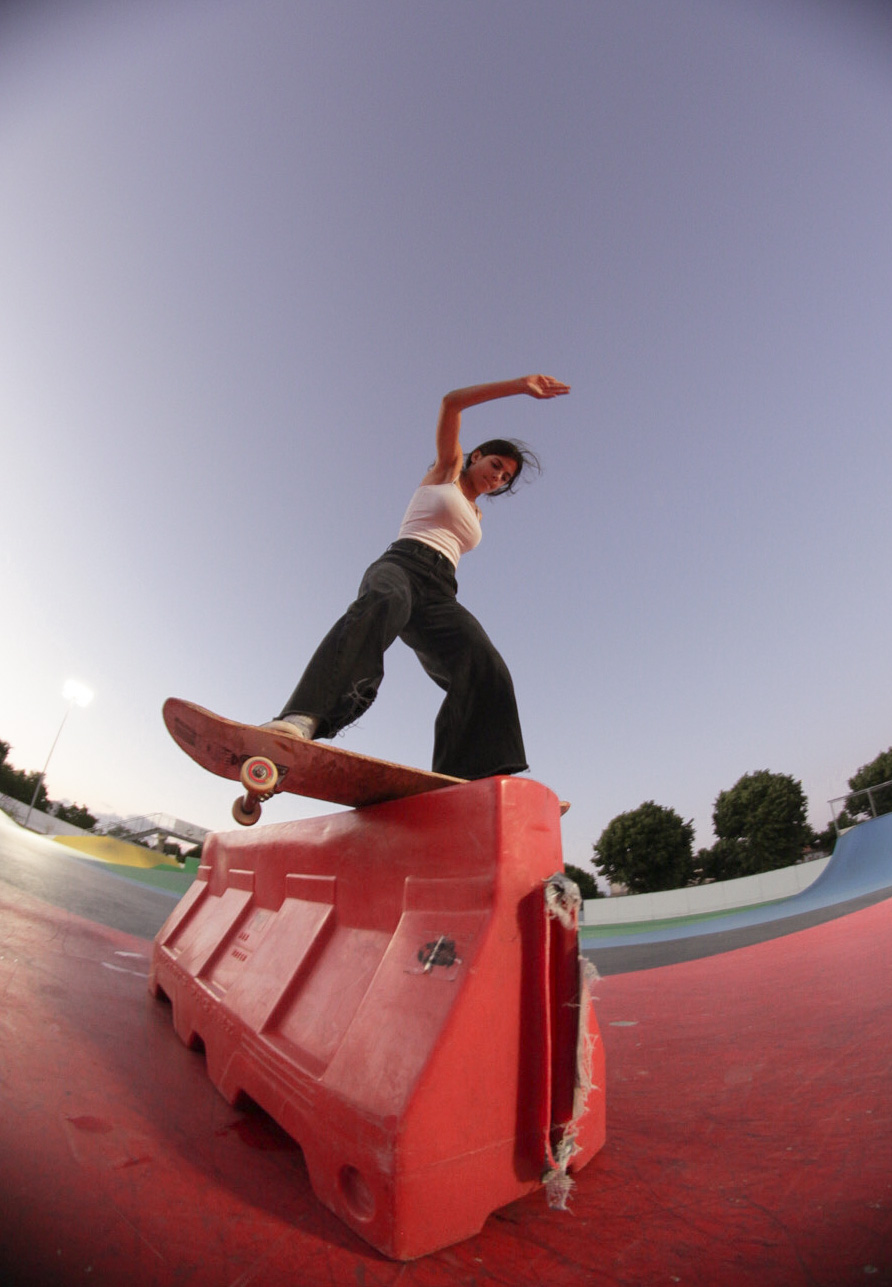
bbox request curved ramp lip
[586,812,892,954]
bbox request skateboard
[163,698,466,825]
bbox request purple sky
[2,0,891,874]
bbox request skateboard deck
[163,698,465,824]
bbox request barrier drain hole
[417,937,458,970]
[338,1165,376,1222]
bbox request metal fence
[828,777,892,834]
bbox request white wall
[581,854,831,925]
[0,792,90,837]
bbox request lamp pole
[24,680,94,830]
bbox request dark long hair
[463,438,541,496]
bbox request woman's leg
[401,596,528,780]
[277,558,414,738]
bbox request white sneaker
[261,715,319,740]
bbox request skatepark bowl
[0,804,890,1286]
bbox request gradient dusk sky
[2,0,891,875]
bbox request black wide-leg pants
[277,539,528,781]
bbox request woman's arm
[421,375,570,485]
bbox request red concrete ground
[0,877,889,1286]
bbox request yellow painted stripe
[53,835,183,869]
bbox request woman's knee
[477,647,515,692]
[451,633,515,695]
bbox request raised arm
[421,375,570,485]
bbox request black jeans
[277,539,528,780]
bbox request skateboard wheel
[240,756,278,794]
[232,795,261,826]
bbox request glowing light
[63,679,94,708]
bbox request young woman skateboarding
[263,374,570,781]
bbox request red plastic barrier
[150,776,605,1259]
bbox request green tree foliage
[701,770,810,880]
[809,822,838,854]
[0,745,49,812]
[563,862,602,899]
[844,747,892,820]
[54,802,98,831]
[0,739,88,824]
[593,801,696,894]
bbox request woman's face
[467,452,518,495]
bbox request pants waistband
[386,539,456,572]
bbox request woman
[263,374,570,781]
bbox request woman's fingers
[525,374,571,399]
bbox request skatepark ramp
[53,834,185,869]
[584,811,892,966]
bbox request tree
[701,770,810,880]
[563,862,602,899]
[809,821,838,855]
[54,802,98,831]
[593,802,696,894]
[0,752,49,812]
[1,738,93,822]
[844,747,892,821]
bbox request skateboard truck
[232,755,280,826]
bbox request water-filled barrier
[149,776,604,1259]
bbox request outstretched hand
[521,374,571,399]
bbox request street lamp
[24,679,95,830]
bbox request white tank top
[397,482,482,567]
